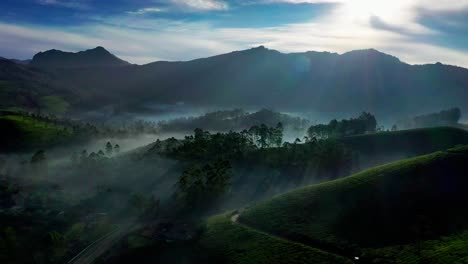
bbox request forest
[1,107,467,263]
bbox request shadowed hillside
[237,146,468,258]
[30,47,130,68]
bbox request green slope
[340,126,468,155]
[238,146,468,256]
[360,230,468,264]
[0,114,73,152]
[198,212,352,264]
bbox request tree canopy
[307,112,377,139]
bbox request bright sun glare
[340,0,408,20]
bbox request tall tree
[105,141,113,155]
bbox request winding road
[68,223,137,264]
[230,210,357,263]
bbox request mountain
[30,46,130,68]
[0,58,77,113]
[2,46,468,118]
[0,56,30,65]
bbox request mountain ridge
[23,45,463,68]
[30,46,130,68]
[1,46,467,118]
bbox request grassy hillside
[360,231,468,264]
[238,146,468,256]
[0,114,73,152]
[340,126,468,155]
[198,212,352,264]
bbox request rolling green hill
[340,126,468,155]
[0,113,73,152]
[199,146,468,263]
[198,212,352,264]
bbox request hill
[30,46,130,68]
[158,109,309,133]
[339,127,468,169]
[395,108,461,130]
[234,145,468,261]
[341,127,468,154]
[0,113,74,152]
[197,212,352,264]
[2,46,468,117]
[0,58,77,114]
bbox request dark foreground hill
[340,126,468,169]
[225,145,468,263]
[99,142,468,264]
[2,46,468,117]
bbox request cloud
[169,0,229,11]
[128,7,166,15]
[2,0,468,67]
[126,0,228,15]
[2,11,468,68]
[37,0,90,9]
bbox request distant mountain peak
[87,46,111,54]
[340,48,402,65]
[31,46,130,68]
[242,45,280,55]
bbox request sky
[0,0,468,66]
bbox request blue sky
[1,0,468,67]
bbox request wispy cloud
[2,0,468,67]
[170,0,229,11]
[37,0,90,10]
[2,12,468,68]
[128,7,166,15]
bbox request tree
[80,150,88,163]
[314,139,352,179]
[105,141,113,155]
[272,122,284,147]
[358,112,377,133]
[114,144,120,153]
[176,160,232,209]
[248,125,260,147]
[307,112,377,138]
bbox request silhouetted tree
[80,150,88,163]
[105,141,113,155]
[176,159,232,209]
[272,122,284,147]
[308,112,377,138]
[114,144,120,153]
